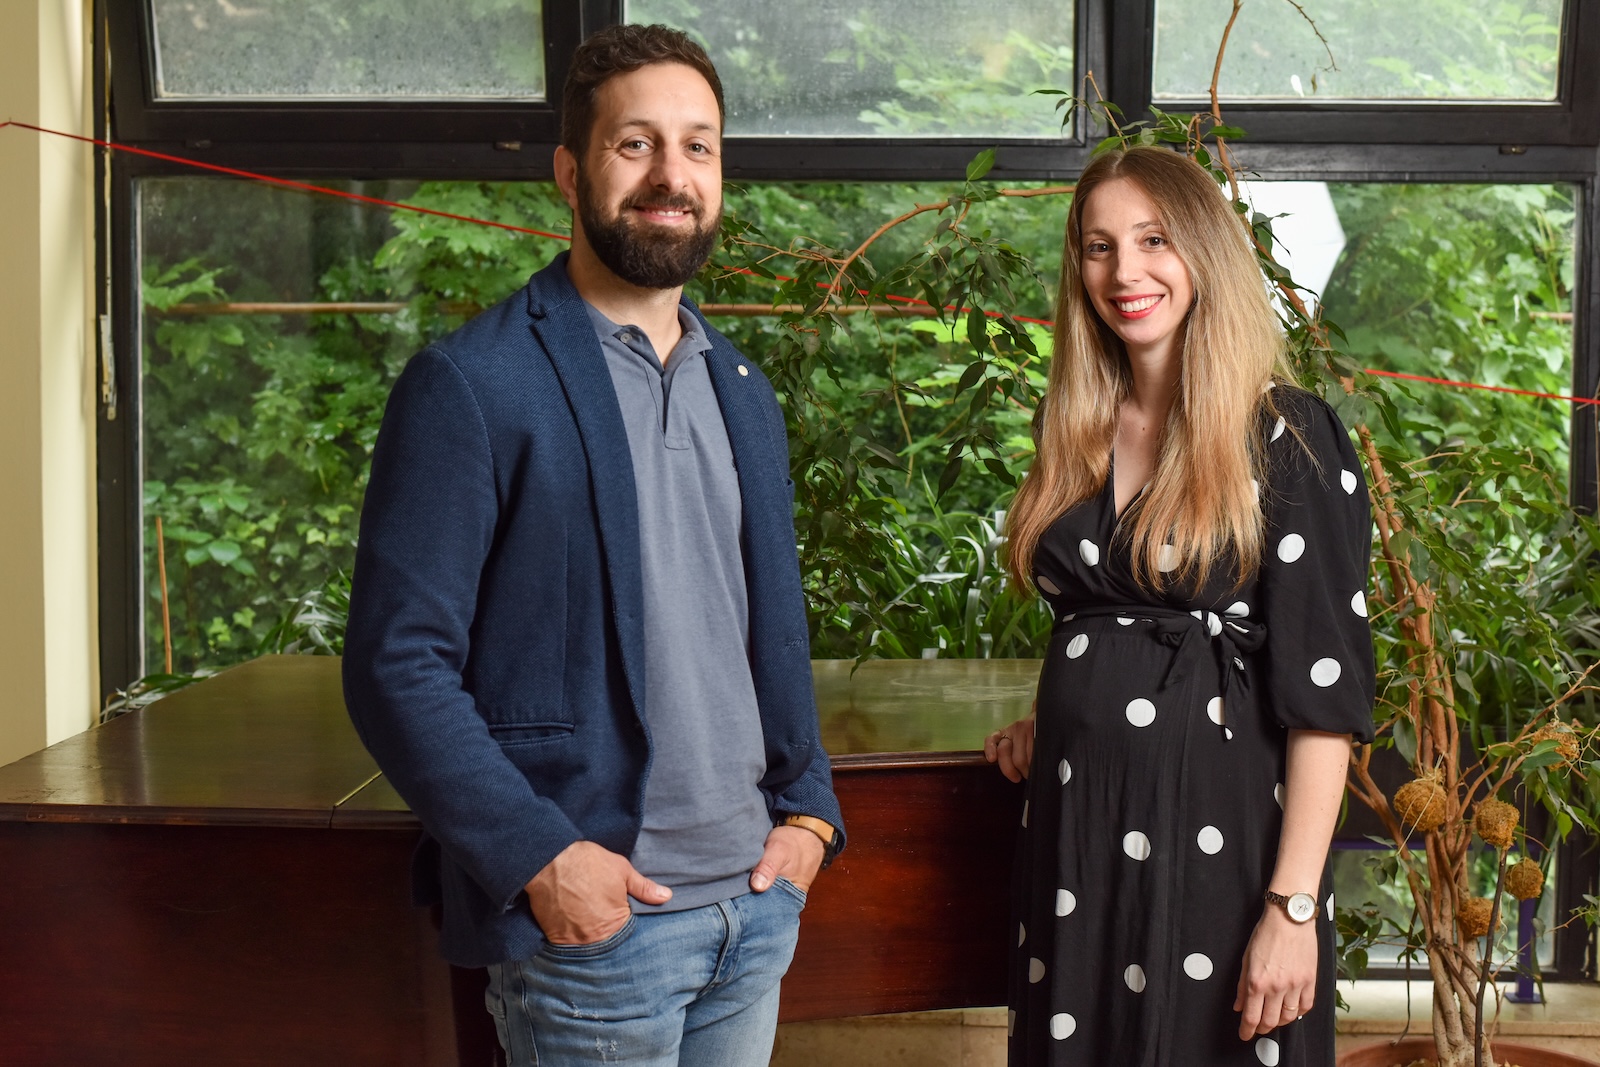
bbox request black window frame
[97,0,1600,983]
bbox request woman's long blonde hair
[1006,146,1288,594]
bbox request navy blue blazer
[343,253,844,968]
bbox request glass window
[137,176,572,670]
[148,0,545,100]
[626,0,1075,137]
[1153,0,1563,101]
[1319,181,1576,481]
[1332,844,1557,969]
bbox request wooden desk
[0,655,1033,1066]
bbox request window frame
[97,0,1599,983]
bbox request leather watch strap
[782,814,841,868]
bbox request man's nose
[647,147,690,193]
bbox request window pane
[1153,0,1562,101]
[133,176,1577,674]
[149,0,545,100]
[137,176,573,671]
[1332,845,1556,969]
[1320,181,1575,482]
[626,0,1074,137]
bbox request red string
[1361,368,1600,407]
[4,120,1590,409]
[0,120,572,241]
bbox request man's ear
[553,146,580,211]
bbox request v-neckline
[1108,450,1148,524]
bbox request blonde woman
[984,146,1375,1066]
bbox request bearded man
[342,23,844,1067]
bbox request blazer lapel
[693,307,786,546]
[526,260,647,722]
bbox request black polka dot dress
[1009,388,1376,1067]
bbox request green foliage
[1153,0,1562,101]
[630,0,1075,137]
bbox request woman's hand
[1232,905,1319,1040]
[983,702,1036,782]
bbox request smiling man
[342,24,844,1067]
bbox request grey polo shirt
[583,300,773,913]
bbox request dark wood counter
[0,655,1035,1066]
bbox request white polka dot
[1055,889,1076,916]
[1021,800,1029,828]
[1225,601,1249,617]
[1233,656,1245,671]
[1341,469,1357,495]
[1124,964,1146,992]
[1117,616,1134,626]
[737,364,749,377]
[1058,758,1072,784]
[1206,612,1222,637]
[1123,831,1151,861]
[1310,657,1342,687]
[1271,416,1286,442]
[1256,1037,1281,1065]
[1007,1010,1015,1038]
[1066,633,1089,658]
[1274,783,1284,808]
[1351,590,1367,617]
[1018,923,1027,946]
[1036,574,1062,596]
[1252,478,1261,497]
[1207,697,1224,725]
[1277,533,1306,563]
[1183,952,1214,980]
[1224,727,1234,741]
[1326,893,1335,921]
[1050,1013,1075,1040]
[1079,539,1100,566]
[1125,698,1156,728]
[1197,825,1224,854]
[1156,544,1179,572]
[1028,957,1046,983]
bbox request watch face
[1287,893,1318,923]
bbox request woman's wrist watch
[782,814,843,869]
[1263,889,1318,923]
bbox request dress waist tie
[1055,605,1267,741]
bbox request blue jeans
[485,879,806,1066]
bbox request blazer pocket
[487,721,575,747]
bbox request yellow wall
[0,0,98,767]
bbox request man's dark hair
[561,24,726,161]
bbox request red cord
[4,120,1590,408]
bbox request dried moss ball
[1394,774,1447,833]
[1506,859,1544,901]
[1531,720,1581,768]
[1473,798,1519,850]
[1457,897,1494,939]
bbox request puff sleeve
[1256,389,1377,742]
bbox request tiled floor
[769,983,1600,1065]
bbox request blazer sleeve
[343,346,582,911]
[753,378,848,849]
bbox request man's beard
[577,172,722,289]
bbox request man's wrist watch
[1263,889,1318,924]
[781,814,843,869]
